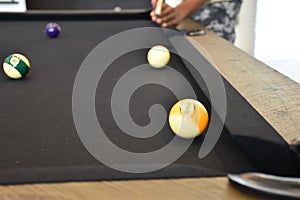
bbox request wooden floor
[0,20,299,199]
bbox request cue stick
[155,0,164,16]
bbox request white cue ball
[147,45,170,69]
[114,6,122,12]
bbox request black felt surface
[0,16,298,185]
[27,0,151,10]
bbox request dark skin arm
[150,0,209,27]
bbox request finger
[162,18,180,27]
[151,0,157,7]
[158,5,174,18]
[155,6,175,24]
[150,10,155,17]
[161,13,176,25]
[156,17,163,24]
[154,4,169,23]
[151,14,158,22]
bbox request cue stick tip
[155,0,164,17]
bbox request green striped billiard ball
[3,53,30,79]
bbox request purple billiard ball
[46,23,61,38]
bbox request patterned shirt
[191,0,242,42]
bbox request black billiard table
[0,10,299,185]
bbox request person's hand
[150,0,185,27]
[151,0,157,8]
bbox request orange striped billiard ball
[168,99,209,139]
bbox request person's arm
[150,0,209,27]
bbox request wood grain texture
[201,36,300,143]
[0,178,279,200]
[0,19,299,200]
[179,20,300,143]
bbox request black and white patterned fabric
[191,0,242,43]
